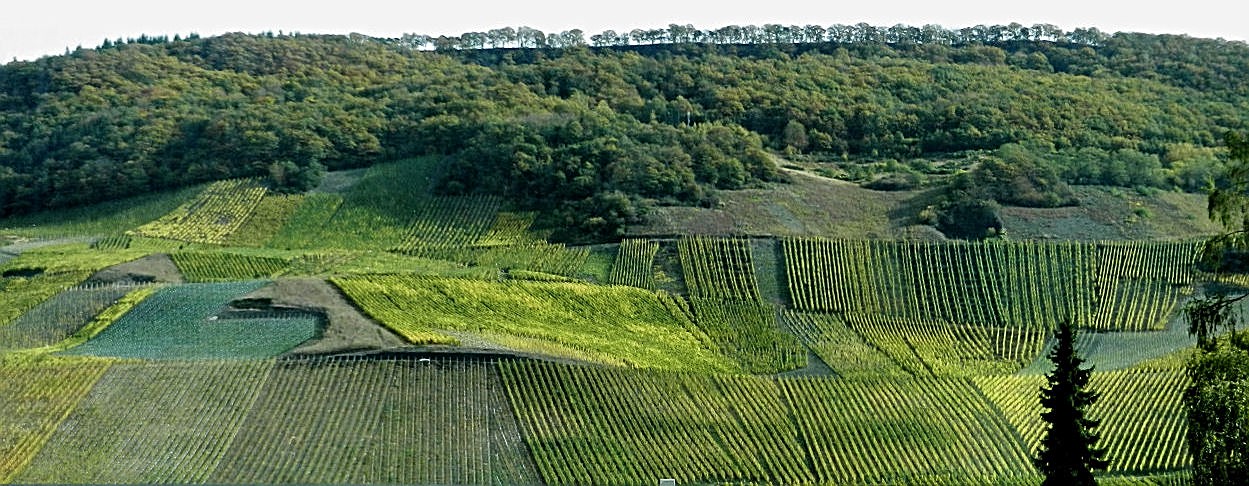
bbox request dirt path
[237,278,409,355]
[1,236,96,264]
[87,253,185,284]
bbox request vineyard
[0,284,132,351]
[0,271,95,329]
[782,239,1097,327]
[0,244,151,329]
[608,239,659,289]
[688,299,806,373]
[171,251,291,282]
[222,193,306,247]
[975,368,1190,473]
[784,311,911,378]
[0,162,1221,484]
[265,193,344,250]
[133,178,269,244]
[501,360,814,486]
[14,360,273,483]
[390,195,502,255]
[303,158,511,255]
[786,238,1197,331]
[503,360,1044,485]
[210,357,539,485]
[331,274,736,372]
[0,358,111,483]
[782,375,1035,483]
[678,236,761,301]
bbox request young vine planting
[0,271,94,328]
[63,282,319,360]
[783,239,1094,329]
[0,284,131,351]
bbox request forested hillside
[2,24,1247,241]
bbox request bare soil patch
[311,168,367,194]
[235,277,408,355]
[630,168,917,239]
[1000,186,1220,240]
[87,253,185,284]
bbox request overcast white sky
[2,0,1245,63]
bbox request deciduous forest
[1,23,1246,241]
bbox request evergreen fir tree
[1035,319,1108,485]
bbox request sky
[2,0,1245,63]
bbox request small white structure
[658,479,676,486]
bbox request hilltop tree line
[1,25,1248,240]
[381,22,1110,51]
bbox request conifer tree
[1035,319,1108,485]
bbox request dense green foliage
[1184,132,1249,484]
[1185,346,1249,483]
[3,26,1248,239]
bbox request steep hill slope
[2,27,1247,241]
